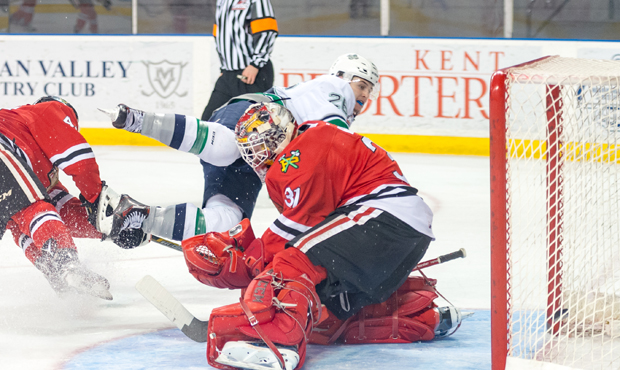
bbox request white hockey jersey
[272,75,357,128]
[141,74,358,168]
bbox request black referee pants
[201,60,274,121]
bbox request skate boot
[98,104,144,133]
[434,306,462,338]
[92,184,151,249]
[215,341,299,370]
[36,241,112,300]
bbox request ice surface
[0,146,491,369]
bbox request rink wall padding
[80,129,490,156]
[2,34,620,155]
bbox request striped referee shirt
[213,0,278,71]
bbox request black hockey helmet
[34,96,79,123]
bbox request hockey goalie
[180,103,463,370]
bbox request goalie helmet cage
[490,55,620,370]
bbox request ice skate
[434,306,463,338]
[215,341,299,370]
[36,245,112,300]
[109,194,151,248]
[98,104,144,133]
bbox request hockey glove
[80,183,151,249]
[111,227,150,249]
[80,181,108,230]
[182,219,264,289]
[98,0,112,11]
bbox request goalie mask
[329,53,380,100]
[235,102,297,181]
[34,96,79,125]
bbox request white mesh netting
[504,56,620,369]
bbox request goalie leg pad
[207,248,326,370]
[320,276,443,344]
[207,300,277,369]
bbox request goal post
[490,55,620,370]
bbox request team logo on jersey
[142,60,188,99]
[0,189,12,203]
[279,150,300,173]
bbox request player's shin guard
[208,248,326,370]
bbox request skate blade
[97,107,119,121]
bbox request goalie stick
[414,248,466,270]
[136,249,468,343]
[135,275,209,342]
[150,235,469,268]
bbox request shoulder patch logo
[232,0,250,10]
[279,149,300,173]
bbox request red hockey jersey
[262,122,434,260]
[0,102,102,203]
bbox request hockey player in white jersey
[98,54,379,243]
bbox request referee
[201,0,278,121]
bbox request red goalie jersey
[0,102,102,203]
[261,121,434,260]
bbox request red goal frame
[489,55,564,370]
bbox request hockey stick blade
[135,275,208,342]
[415,248,467,270]
[151,235,182,252]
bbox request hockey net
[490,56,620,370]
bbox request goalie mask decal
[279,150,300,173]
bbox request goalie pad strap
[391,292,399,340]
[238,298,286,370]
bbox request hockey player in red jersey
[183,103,462,369]
[0,97,146,300]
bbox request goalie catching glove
[80,182,151,249]
[182,218,265,289]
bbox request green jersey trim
[189,118,209,155]
[326,118,349,129]
[195,210,206,235]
